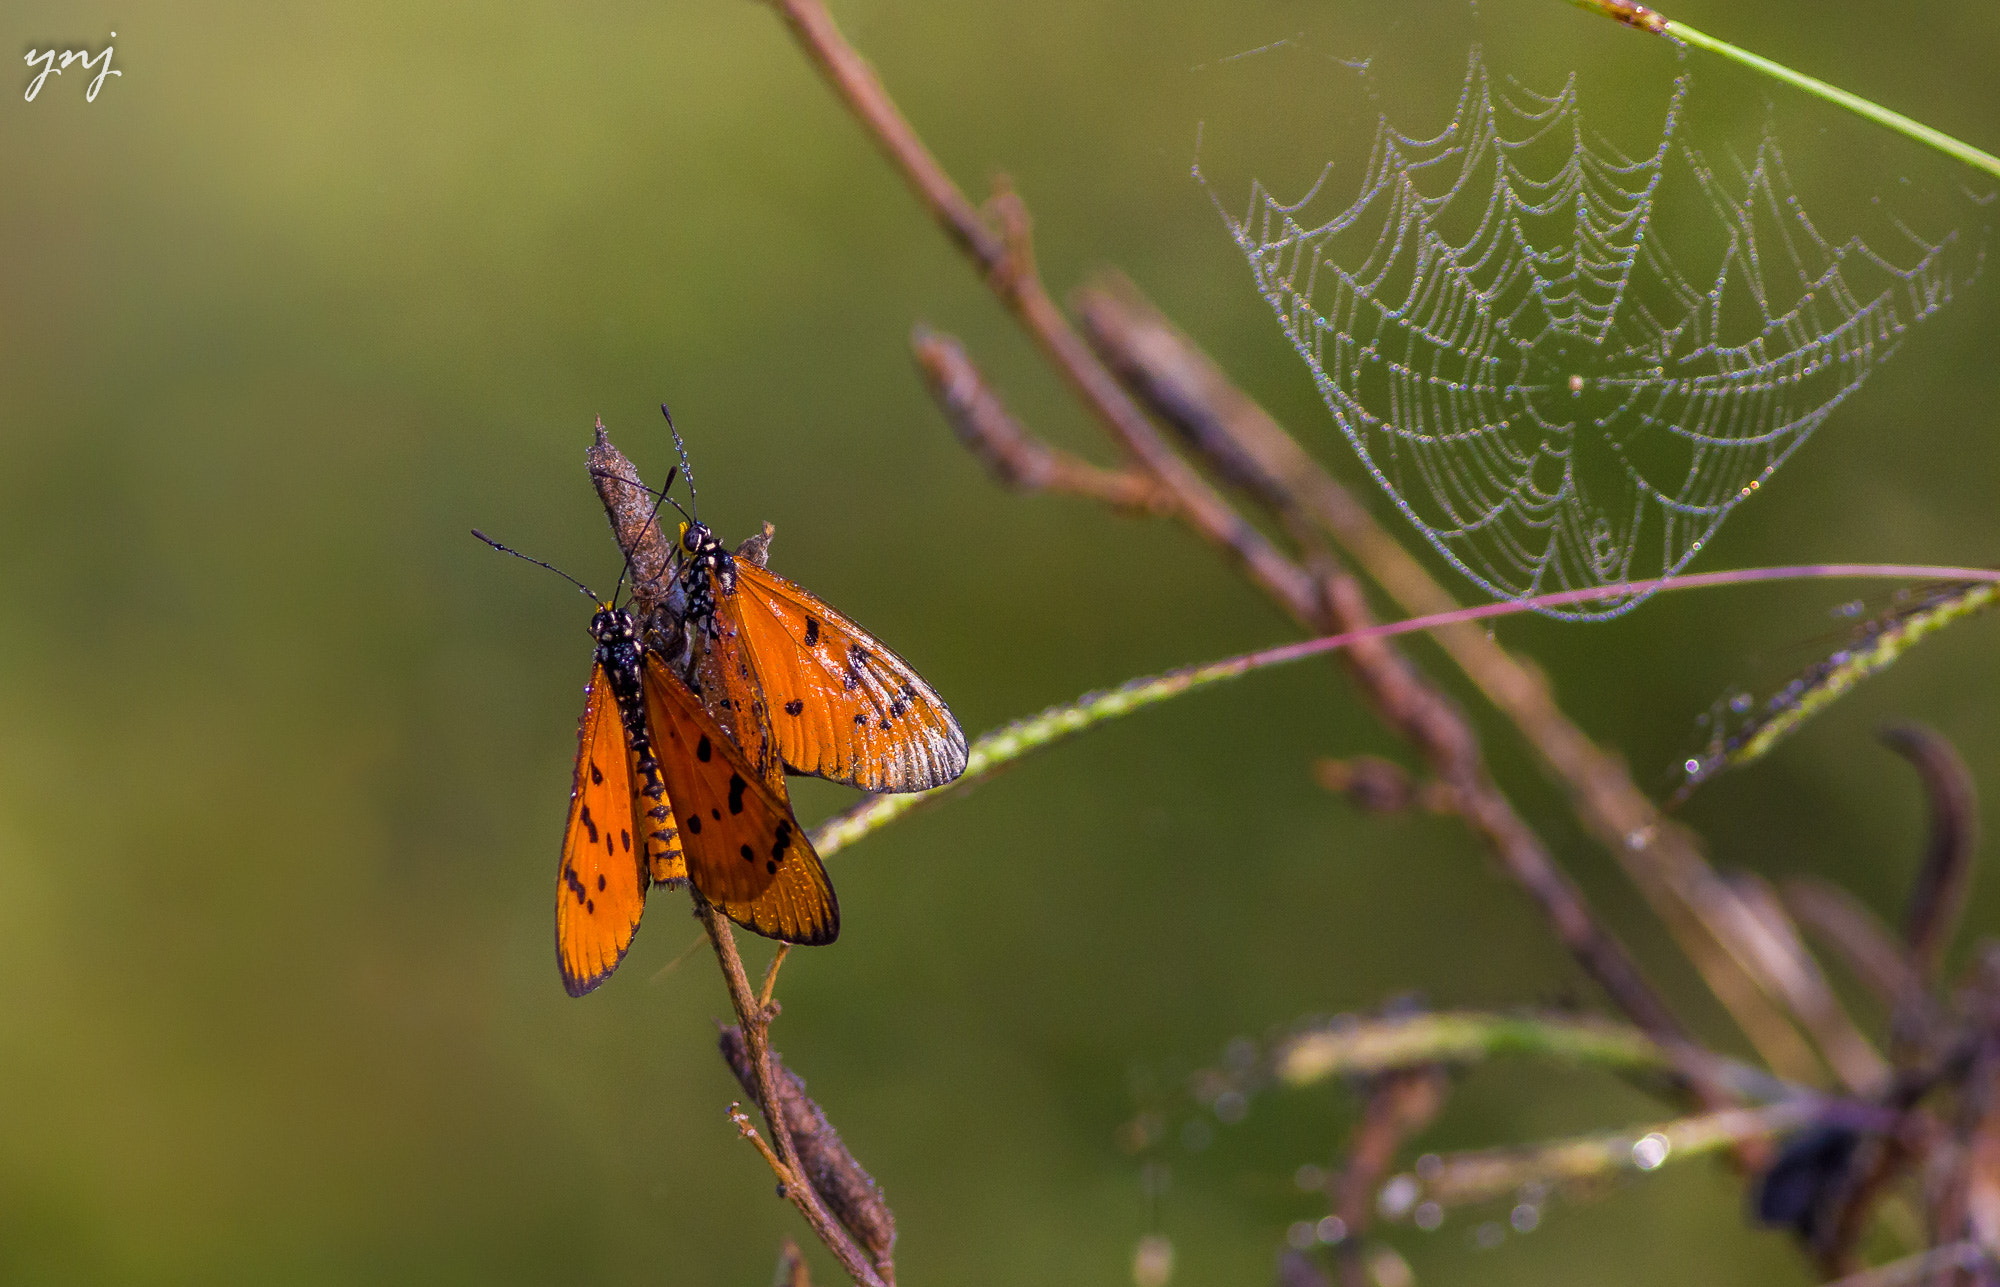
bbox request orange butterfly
[673,518,968,795]
[558,604,837,995]
[478,531,836,997]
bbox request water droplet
[1510,1203,1541,1233]
[1286,1221,1317,1252]
[1413,1202,1444,1231]
[1378,1174,1419,1218]
[1317,1215,1348,1244]
[1632,1132,1670,1170]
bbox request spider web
[1205,53,1975,619]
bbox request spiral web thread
[1206,54,1972,619]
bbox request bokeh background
[2,1,1995,1283]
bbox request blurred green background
[2,1,1994,1283]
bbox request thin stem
[729,1101,796,1184]
[1265,1011,1801,1106]
[759,945,792,1015]
[1276,1011,1699,1088]
[1391,1099,1827,1212]
[761,0,1321,620]
[813,564,2000,858]
[698,902,885,1287]
[1883,725,1981,985]
[1335,1070,1447,1287]
[1565,0,2000,179]
[912,328,1171,513]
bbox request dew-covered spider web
[1204,53,1977,619]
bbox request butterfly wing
[689,583,783,793]
[557,665,654,997]
[731,563,967,791]
[640,655,838,946]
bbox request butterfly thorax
[678,522,737,619]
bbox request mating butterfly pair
[552,511,966,996]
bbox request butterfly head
[588,604,639,646]
[678,521,736,594]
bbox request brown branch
[912,328,1170,513]
[1333,1068,1448,1287]
[1882,725,1980,985]
[720,1026,899,1279]
[586,420,679,609]
[761,0,1321,622]
[699,902,889,1287]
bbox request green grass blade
[1565,0,2000,180]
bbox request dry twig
[701,903,888,1287]
[1884,725,1980,984]
[912,329,1170,513]
[1334,1068,1448,1287]
[720,1027,899,1279]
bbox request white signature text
[24,34,121,103]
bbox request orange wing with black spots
[722,563,968,792]
[689,584,784,794]
[556,664,681,997]
[640,655,838,946]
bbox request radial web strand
[1206,54,1975,619]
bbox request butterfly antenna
[472,530,601,603]
[661,404,698,522]
[608,463,683,606]
[584,467,697,528]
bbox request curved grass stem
[812,564,1999,858]
[1566,0,2000,180]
